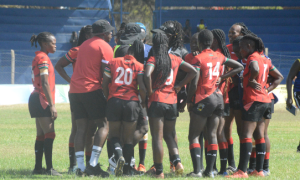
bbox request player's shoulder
[110,57,124,64]
[35,52,50,63]
[70,46,79,52]
[185,53,194,62]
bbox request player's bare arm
[286,59,300,108]
[55,57,72,83]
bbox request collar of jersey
[124,55,135,61]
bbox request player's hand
[192,51,200,56]
[141,101,146,108]
[147,90,153,97]
[174,85,181,94]
[178,100,187,113]
[286,97,293,109]
[248,79,261,91]
[187,102,193,112]
[50,106,57,121]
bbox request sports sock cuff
[250,151,256,158]
[218,142,227,150]
[139,142,147,149]
[69,143,74,147]
[36,135,45,141]
[75,151,84,156]
[45,132,56,139]
[265,152,270,159]
[255,138,265,144]
[92,145,102,151]
[85,151,91,156]
[189,143,201,150]
[241,138,252,143]
[208,144,218,151]
[228,137,234,145]
[205,140,208,148]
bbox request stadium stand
[0,0,114,84]
[154,0,300,83]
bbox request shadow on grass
[0,169,72,179]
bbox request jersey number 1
[207,62,220,80]
[115,67,133,85]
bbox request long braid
[127,40,144,64]
[234,22,256,36]
[30,32,54,48]
[77,25,92,46]
[162,20,183,51]
[241,35,265,53]
[152,32,171,87]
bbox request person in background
[197,19,207,32]
[183,19,192,44]
[70,31,78,47]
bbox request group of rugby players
[28,18,285,178]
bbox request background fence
[0,49,298,85]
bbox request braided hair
[211,29,231,58]
[152,32,171,87]
[234,22,256,36]
[162,20,183,51]
[198,29,213,49]
[241,35,265,53]
[30,32,54,48]
[78,25,92,46]
[232,36,243,48]
[127,40,144,64]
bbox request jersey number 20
[115,67,133,85]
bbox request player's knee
[45,132,56,139]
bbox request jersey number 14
[207,62,220,80]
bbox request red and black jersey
[104,55,144,101]
[215,48,229,103]
[64,46,79,70]
[242,51,276,107]
[184,53,194,64]
[189,49,228,104]
[31,51,55,109]
[146,54,184,105]
[226,44,238,61]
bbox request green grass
[0,103,299,179]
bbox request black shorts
[192,91,224,117]
[69,89,106,120]
[223,103,230,117]
[242,101,271,122]
[294,91,300,108]
[228,86,241,110]
[28,93,51,118]
[137,106,148,126]
[106,97,141,122]
[148,102,177,121]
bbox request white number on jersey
[262,64,268,82]
[115,67,133,85]
[165,69,174,85]
[207,62,220,80]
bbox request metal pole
[159,0,162,26]
[120,0,123,25]
[265,47,269,57]
[11,49,15,84]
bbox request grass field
[0,103,299,179]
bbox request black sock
[239,138,252,173]
[255,139,266,172]
[69,145,76,168]
[107,138,113,159]
[189,143,201,173]
[123,144,134,167]
[85,153,91,165]
[249,151,256,170]
[44,138,54,170]
[206,144,218,173]
[139,141,147,165]
[204,140,208,168]
[171,154,181,167]
[111,137,123,160]
[227,137,236,168]
[154,163,163,175]
[213,154,217,171]
[35,138,44,170]
[263,152,270,170]
[169,152,172,165]
[199,133,204,170]
[219,142,228,173]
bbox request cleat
[45,168,62,176]
[137,164,146,172]
[107,165,115,175]
[145,165,156,175]
[108,154,117,169]
[249,170,264,177]
[114,156,125,177]
[123,165,144,176]
[186,172,202,177]
[170,162,175,173]
[175,162,184,176]
[202,170,214,178]
[32,168,46,175]
[75,168,85,177]
[263,169,270,176]
[85,163,109,178]
[297,142,300,152]
[213,168,219,176]
[154,172,164,179]
[247,168,254,174]
[227,166,237,175]
[68,167,76,174]
[225,169,248,178]
[217,171,229,176]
